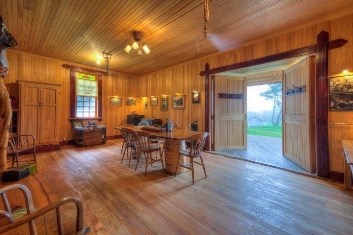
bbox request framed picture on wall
[111,97,122,106]
[126,97,136,106]
[161,96,168,111]
[150,96,158,106]
[192,91,201,103]
[329,75,353,93]
[172,94,185,110]
[330,94,353,111]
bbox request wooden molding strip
[218,93,244,99]
[62,64,108,76]
[199,38,347,76]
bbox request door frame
[201,31,347,178]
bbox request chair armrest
[0,197,90,235]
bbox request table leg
[164,139,186,174]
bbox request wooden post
[0,76,11,175]
[316,31,330,178]
[204,63,210,151]
[0,16,17,177]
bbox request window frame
[63,64,105,120]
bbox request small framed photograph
[150,96,158,106]
[111,97,122,106]
[330,94,353,111]
[329,75,353,93]
[192,91,201,103]
[144,101,148,110]
[172,94,185,110]
[161,96,168,111]
[126,97,136,106]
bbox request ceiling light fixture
[102,51,113,73]
[124,31,150,55]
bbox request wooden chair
[120,127,139,167]
[0,184,90,235]
[175,132,209,184]
[7,133,37,168]
[135,131,164,176]
[116,124,134,154]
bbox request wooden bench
[342,140,353,190]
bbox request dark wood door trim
[201,32,347,178]
[204,63,211,150]
[200,38,346,76]
[316,31,330,178]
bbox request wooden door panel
[40,86,58,105]
[19,106,39,139]
[283,56,315,173]
[39,105,57,143]
[21,85,40,105]
[215,75,246,151]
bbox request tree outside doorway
[247,83,282,138]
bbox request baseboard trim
[106,135,122,140]
[330,171,344,183]
[35,144,61,153]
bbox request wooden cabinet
[18,81,60,145]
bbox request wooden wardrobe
[18,80,60,145]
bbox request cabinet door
[39,84,59,144]
[19,83,40,140]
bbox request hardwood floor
[1,140,353,234]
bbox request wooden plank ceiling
[0,0,353,75]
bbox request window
[75,72,98,118]
[76,96,96,117]
[63,64,104,119]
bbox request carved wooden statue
[0,16,17,176]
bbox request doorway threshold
[211,135,315,177]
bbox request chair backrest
[120,128,139,146]
[151,119,163,127]
[136,131,152,152]
[189,132,209,157]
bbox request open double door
[211,56,316,173]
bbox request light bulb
[132,41,139,49]
[124,45,132,53]
[142,45,150,54]
[137,49,143,55]
[96,60,101,65]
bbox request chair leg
[190,157,194,185]
[121,141,125,154]
[121,146,127,164]
[144,153,149,176]
[200,156,207,178]
[12,155,15,168]
[174,154,182,177]
[16,154,19,168]
[128,147,133,168]
[135,152,141,171]
[33,148,37,164]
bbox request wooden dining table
[115,126,204,174]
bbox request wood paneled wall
[131,13,353,174]
[3,12,353,174]
[4,50,137,142]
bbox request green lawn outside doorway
[247,126,282,138]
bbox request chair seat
[141,145,161,153]
[179,149,198,158]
